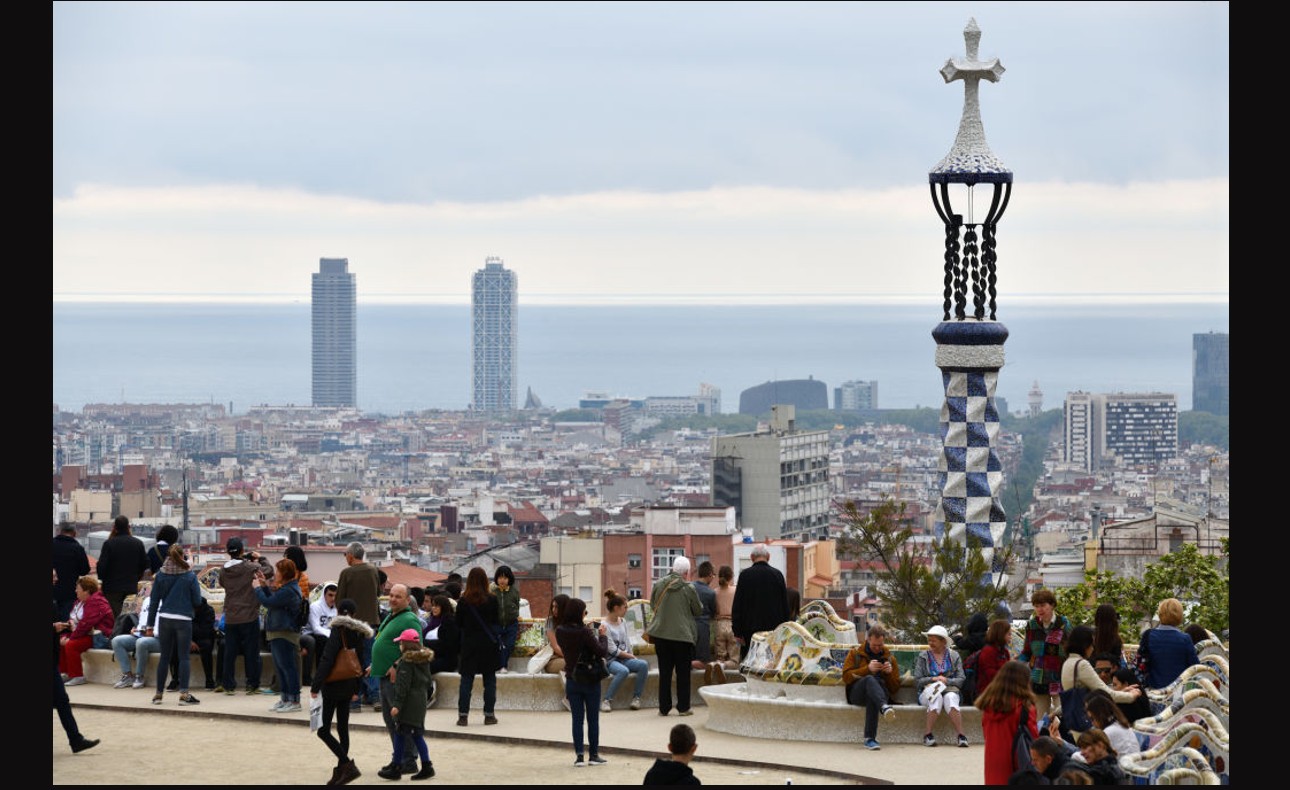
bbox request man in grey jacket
[218,537,272,694]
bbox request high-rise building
[311,257,356,408]
[834,380,878,411]
[1063,391,1178,472]
[471,257,518,413]
[710,405,831,541]
[1192,332,1229,416]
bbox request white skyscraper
[471,257,518,412]
[311,257,356,408]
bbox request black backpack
[961,648,983,705]
[296,589,310,631]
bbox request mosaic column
[928,19,1012,573]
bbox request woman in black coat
[454,567,500,727]
[425,595,460,674]
[311,598,374,786]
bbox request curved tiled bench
[82,648,277,687]
[434,666,742,712]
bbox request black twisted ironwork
[942,223,960,321]
[982,223,999,320]
[965,225,984,320]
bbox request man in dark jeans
[841,624,901,750]
[218,537,273,694]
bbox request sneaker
[498,667,509,674]
[151,694,163,705]
[282,701,303,712]
[224,687,237,696]
[259,687,278,695]
[880,704,895,719]
[864,738,881,751]
[179,693,200,706]
[629,696,642,710]
[483,715,498,725]
[600,699,612,713]
[588,756,607,766]
[456,715,468,727]
[213,685,225,693]
[573,757,587,768]
[269,700,288,712]
[64,676,86,686]
[113,673,135,689]
[205,681,216,690]
[957,734,969,748]
[561,698,571,711]
[678,709,693,717]
[245,686,261,695]
[923,733,937,747]
[132,677,147,689]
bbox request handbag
[643,579,681,644]
[1056,659,1094,735]
[1013,703,1036,773]
[526,643,555,674]
[325,635,364,684]
[572,642,610,684]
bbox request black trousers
[653,637,694,714]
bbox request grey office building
[1192,332,1229,416]
[471,257,518,412]
[311,257,356,408]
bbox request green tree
[836,497,1025,642]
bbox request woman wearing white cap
[913,624,969,747]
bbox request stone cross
[930,18,1009,182]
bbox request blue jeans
[270,637,300,703]
[156,617,193,693]
[565,676,601,759]
[223,619,262,689]
[112,633,160,676]
[381,676,418,766]
[497,622,519,671]
[605,657,649,700]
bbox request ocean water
[52,301,1228,415]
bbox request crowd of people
[56,521,1214,785]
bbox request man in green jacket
[646,557,703,717]
[371,584,423,776]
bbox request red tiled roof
[381,562,449,589]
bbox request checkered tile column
[932,320,1009,573]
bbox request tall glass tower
[311,257,356,407]
[471,257,518,412]
[1192,332,1229,416]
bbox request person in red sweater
[977,660,1038,785]
[57,575,115,684]
[975,618,1014,696]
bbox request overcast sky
[52,1,1229,305]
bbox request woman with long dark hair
[425,594,459,708]
[455,567,500,727]
[1091,603,1126,668]
[311,598,373,786]
[977,659,1038,784]
[254,557,304,713]
[555,597,609,767]
[146,544,202,706]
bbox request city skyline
[53,3,1228,305]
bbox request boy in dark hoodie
[643,724,701,785]
[379,628,436,781]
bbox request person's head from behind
[750,544,770,562]
[718,564,734,587]
[156,524,179,546]
[1076,728,1114,763]
[1156,597,1184,627]
[1064,625,1095,659]
[1031,588,1056,622]
[112,515,131,536]
[1084,693,1129,731]
[344,541,365,564]
[1008,768,1049,785]
[1110,667,1138,691]
[1054,767,1094,785]
[561,597,587,627]
[337,598,358,617]
[1093,602,1119,634]
[167,543,189,570]
[672,556,691,578]
[667,723,697,761]
[696,560,715,580]
[986,618,1012,648]
[1184,623,1209,644]
[974,658,1034,712]
[864,622,888,652]
[275,558,298,582]
[444,581,462,600]
[284,545,308,573]
[462,567,489,605]
[494,565,514,589]
[1029,735,1066,774]
[409,587,425,609]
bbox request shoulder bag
[465,601,500,647]
[1013,704,1036,773]
[572,639,610,684]
[643,579,679,644]
[325,632,364,683]
[1057,659,1094,735]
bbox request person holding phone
[841,623,902,750]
